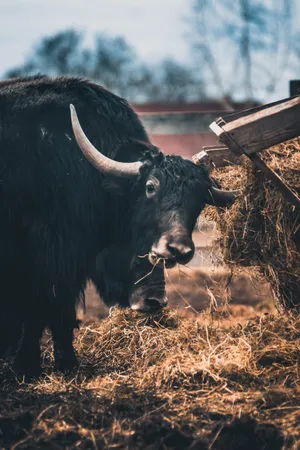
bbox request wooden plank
[223,95,300,132]
[202,145,228,150]
[227,106,300,155]
[192,147,241,167]
[192,150,211,169]
[209,126,300,208]
[206,148,241,167]
[210,95,300,155]
[214,131,244,156]
[214,94,299,124]
[209,121,243,156]
[249,153,300,209]
[209,121,224,137]
[207,95,300,207]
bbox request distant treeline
[5,30,203,104]
[4,1,299,103]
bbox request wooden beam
[209,121,224,137]
[202,145,228,151]
[212,130,244,156]
[192,150,211,169]
[210,95,300,155]
[223,95,300,132]
[207,95,300,207]
[214,94,300,123]
[249,153,300,209]
[209,126,300,208]
[206,148,241,166]
[192,147,241,167]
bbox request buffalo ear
[115,139,158,164]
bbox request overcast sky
[0,0,298,101]
[0,0,190,75]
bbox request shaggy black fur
[0,76,212,377]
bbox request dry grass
[205,139,300,310]
[1,307,299,449]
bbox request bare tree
[139,58,204,103]
[4,30,204,103]
[187,0,295,101]
[5,30,141,98]
[6,30,83,78]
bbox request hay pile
[206,139,300,309]
[1,308,300,449]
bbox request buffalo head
[70,104,238,312]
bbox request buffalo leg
[49,315,78,372]
[14,319,44,378]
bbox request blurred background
[2,0,299,157]
[1,0,299,103]
[1,0,299,156]
[1,0,298,316]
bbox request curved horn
[207,186,240,207]
[70,104,143,178]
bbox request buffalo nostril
[145,298,164,310]
[182,248,194,260]
[131,296,168,312]
[167,244,179,257]
[168,244,194,261]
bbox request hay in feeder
[206,139,300,309]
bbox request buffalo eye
[145,181,157,198]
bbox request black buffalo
[0,75,237,377]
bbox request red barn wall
[133,102,258,159]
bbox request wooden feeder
[193,95,300,208]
